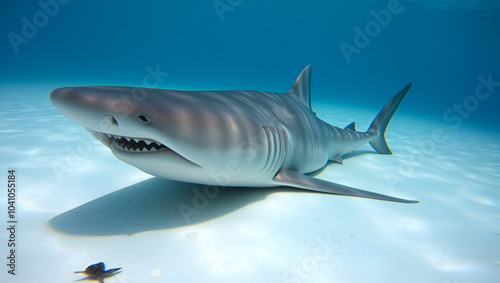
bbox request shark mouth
[107,134,168,152]
[88,130,201,167]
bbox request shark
[50,65,417,203]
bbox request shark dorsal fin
[344,122,357,131]
[287,65,312,109]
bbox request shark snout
[50,86,158,138]
[50,87,121,131]
[50,87,100,112]
[50,87,84,118]
[50,87,74,106]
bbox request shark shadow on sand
[49,177,302,236]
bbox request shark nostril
[137,114,150,124]
[102,115,118,127]
[111,116,118,126]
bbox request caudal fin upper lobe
[368,83,412,154]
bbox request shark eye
[137,114,150,124]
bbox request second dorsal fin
[344,122,356,131]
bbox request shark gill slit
[269,127,280,174]
[271,127,284,174]
[262,126,286,175]
[262,126,274,174]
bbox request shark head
[50,86,217,183]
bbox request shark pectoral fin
[273,171,419,204]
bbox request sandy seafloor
[1,84,499,283]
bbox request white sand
[1,85,499,283]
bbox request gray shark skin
[50,65,417,203]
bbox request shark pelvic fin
[332,155,343,164]
[368,83,412,154]
[274,171,419,203]
[287,65,312,110]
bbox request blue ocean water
[1,1,500,283]
[1,0,499,128]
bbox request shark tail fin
[368,83,412,154]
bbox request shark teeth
[106,134,168,153]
